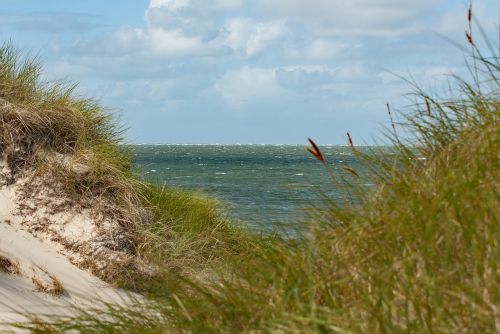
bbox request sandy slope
[0,175,142,332]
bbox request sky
[0,0,498,144]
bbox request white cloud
[69,0,224,60]
[334,64,370,81]
[71,24,210,60]
[113,1,287,60]
[214,64,374,106]
[276,66,335,90]
[304,39,345,60]
[149,0,240,10]
[146,0,242,37]
[214,67,286,105]
[145,1,217,41]
[147,28,205,57]
[148,0,189,10]
[256,0,439,37]
[275,64,371,92]
[111,26,144,50]
[220,18,286,58]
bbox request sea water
[131,145,374,231]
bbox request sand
[0,168,143,332]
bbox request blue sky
[1,0,498,144]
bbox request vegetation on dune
[6,7,500,334]
[123,184,252,293]
[0,40,140,230]
[0,41,242,284]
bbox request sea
[131,145,376,231]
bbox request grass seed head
[425,98,431,116]
[342,166,359,177]
[465,30,474,46]
[347,132,357,153]
[307,137,325,162]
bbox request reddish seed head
[465,31,474,45]
[306,147,321,161]
[468,5,472,23]
[347,132,357,153]
[347,132,354,147]
[343,167,359,177]
[307,138,325,162]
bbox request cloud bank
[4,0,497,143]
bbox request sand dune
[0,172,142,332]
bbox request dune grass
[140,29,499,332]
[121,183,253,294]
[0,41,245,285]
[5,8,500,334]
[0,40,141,231]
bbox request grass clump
[121,184,252,294]
[0,40,141,229]
[31,272,65,297]
[0,254,20,275]
[138,185,246,269]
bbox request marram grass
[6,8,500,334]
[0,41,244,283]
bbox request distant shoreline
[127,143,385,147]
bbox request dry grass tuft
[0,254,21,275]
[31,268,65,296]
[31,276,46,293]
[47,274,65,296]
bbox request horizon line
[124,143,382,147]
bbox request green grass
[4,11,500,334]
[120,183,254,294]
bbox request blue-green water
[131,145,373,230]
